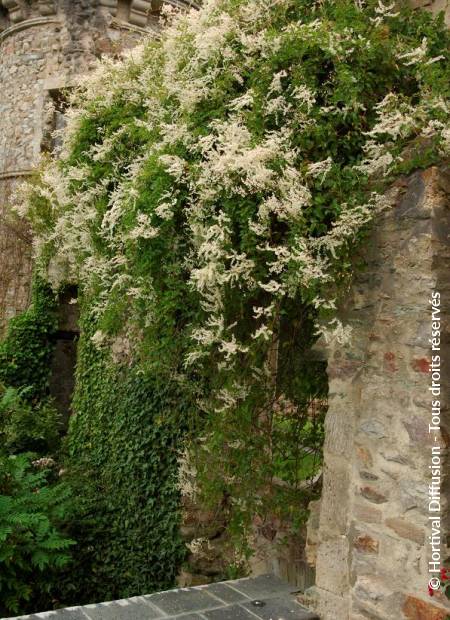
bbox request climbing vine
[20,0,449,557]
[53,312,189,604]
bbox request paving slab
[13,609,88,620]
[144,588,221,616]
[200,584,250,605]
[225,575,294,600]
[202,607,257,620]
[81,598,164,620]
[242,597,319,620]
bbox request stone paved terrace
[4,575,319,620]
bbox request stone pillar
[304,167,450,620]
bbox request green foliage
[21,0,450,573]
[0,453,74,616]
[0,385,60,455]
[0,270,72,615]
[54,316,188,605]
[0,277,57,401]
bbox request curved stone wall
[0,0,194,331]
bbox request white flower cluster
[20,0,449,422]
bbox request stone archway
[303,166,450,620]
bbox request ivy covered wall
[59,314,188,603]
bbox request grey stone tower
[0,0,193,331]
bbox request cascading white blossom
[18,0,449,413]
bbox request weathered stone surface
[359,470,379,481]
[319,457,350,536]
[299,586,350,620]
[203,583,250,604]
[403,595,449,620]
[315,537,349,596]
[398,479,429,514]
[352,576,396,606]
[359,420,386,439]
[305,499,321,567]
[225,574,294,600]
[82,599,164,619]
[356,446,373,467]
[324,405,354,456]
[353,535,379,555]
[307,165,450,620]
[145,588,220,615]
[360,487,388,504]
[354,503,382,525]
[385,518,425,545]
[403,416,431,444]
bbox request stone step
[4,575,319,620]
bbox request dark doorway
[49,286,79,430]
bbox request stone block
[316,537,350,596]
[204,583,250,605]
[27,610,88,620]
[319,458,350,536]
[305,499,321,567]
[360,486,388,504]
[403,595,449,620]
[385,518,425,545]
[301,586,350,620]
[203,606,263,620]
[403,415,432,444]
[145,589,220,615]
[398,479,428,514]
[82,599,164,620]
[324,405,354,456]
[353,534,379,555]
[354,503,383,525]
[358,419,386,440]
[356,446,373,467]
[351,549,379,580]
[359,470,379,481]
[352,576,392,605]
[226,575,294,600]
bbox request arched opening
[49,285,79,430]
[0,5,10,31]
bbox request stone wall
[407,0,450,24]
[303,166,450,620]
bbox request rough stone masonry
[0,0,195,332]
[303,168,450,619]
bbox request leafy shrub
[0,386,60,455]
[0,453,74,616]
